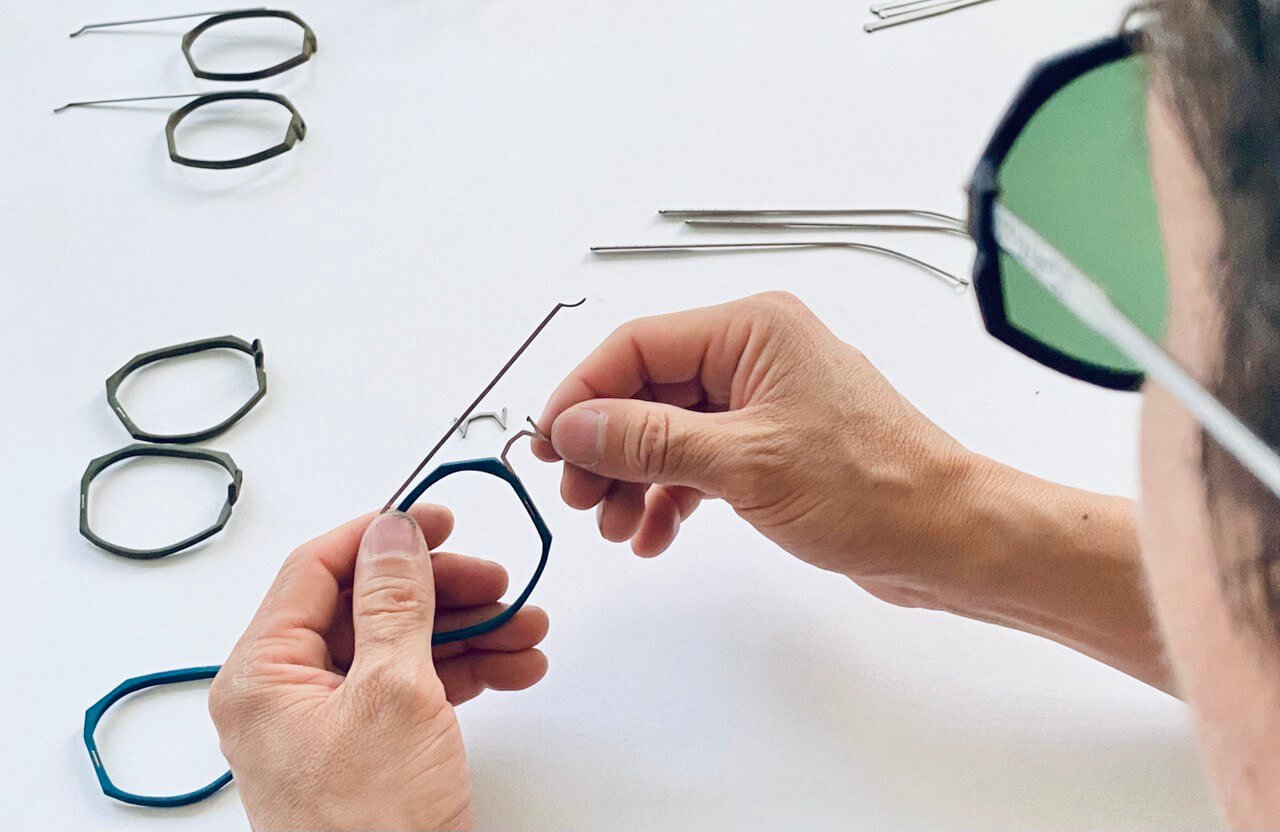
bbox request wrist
[857,451,1167,689]
[921,453,1069,618]
[844,449,1026,612]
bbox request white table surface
[0,1,1226,829]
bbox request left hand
[210,506,549,831]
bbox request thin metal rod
[53,92,215,114]
[684,219,971,236]
[871,0,951,17]
[865,0,997,31]
[873,0,963,18]
[381,299,587,513]
[591,242,966,288]
[871,0,943,12]
[660,208,966,228]
[69,8,266,37]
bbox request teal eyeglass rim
[396,456,553,644]
[84,666,232,808]
[967,30,1146,392]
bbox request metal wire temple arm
[864,0,999,31]
[69,8,267,37]
[53,92,241,114]
[591,241,967,288]
[663,208,968,235]
[381,299,587,513]
[684,219,971,235]
[660,208,966,226]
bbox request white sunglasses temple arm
[994,204,1280,500]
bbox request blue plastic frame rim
[84,666,232,808]
[397,456,553,646]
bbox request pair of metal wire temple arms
[56,8,316,169]
[594,208,972,289]
[863,0,1003,31]
[86,301,582,809]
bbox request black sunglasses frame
[967,31,1146,392]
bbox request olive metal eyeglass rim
[106,335,268,444]
[79,443,243,560]
[69,7,318,83]
[53,90,307,169]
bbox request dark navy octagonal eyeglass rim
[397,456,553,646]
[84,666,231,808]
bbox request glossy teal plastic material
[84,666,231,808]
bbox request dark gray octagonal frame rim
[181,9,317,83]
[106,335,267,444]
[164,92,306,170]
[80,443,244,560]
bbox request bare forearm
[860,455,1173,693]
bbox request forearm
[862,454,1173,694]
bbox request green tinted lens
[997,53,1168,375]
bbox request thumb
[350,511,436,676]
[551,400,739,493]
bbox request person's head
[1139,1,1280,823]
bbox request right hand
[534,292,995,598]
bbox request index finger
[533,300,751,461]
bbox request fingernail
[552,408,604,465]
[362,511,426,558]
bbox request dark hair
[1152,1,1280,639]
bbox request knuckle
[207,666,255,732]
[725,417,791,502]
[626,410,675,478]
[751,290,804,315]
[360,664,444,712]
[356,573,431,623]
[207,681,233,727]
[609,319,642,347]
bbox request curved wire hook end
[501,418,548,476]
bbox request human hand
[534,292,995,599]
[209,507,549,832]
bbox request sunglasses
[967,30,1280,499]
